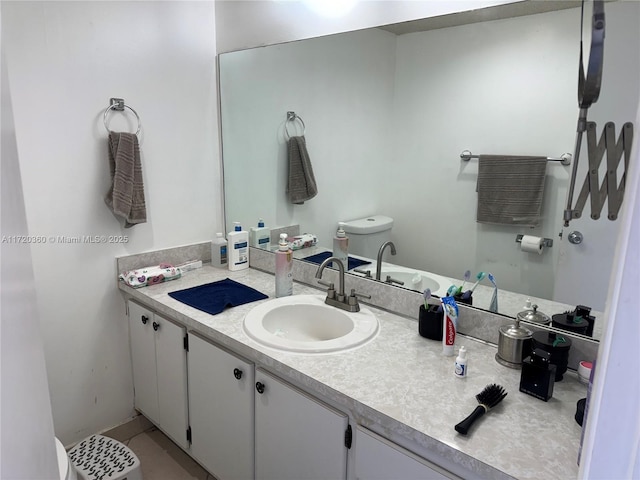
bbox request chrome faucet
[375,241,397,281]
[315,256,370,312]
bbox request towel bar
[285,111,306,138]
[460,150,572,166]
[103,98,141,136]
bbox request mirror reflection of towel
[287,136,318,205]
[476,155,547,226]
[105,132,147,228]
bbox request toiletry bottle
[333,225,349,270]
[211,232,227,268]
[250,218,271,250]
[454,346,467,378]
[275,233,293,297]
[227,222,249,271]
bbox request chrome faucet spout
[375,241,397,280]
[315,256,346,298]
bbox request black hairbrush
[455,384,507,435]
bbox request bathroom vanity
[119,265,587,480]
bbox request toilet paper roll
[521,235,544,254]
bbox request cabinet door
[188,334,254,480]
[255,368,348,480]
[128,301,159,424]
[355,426,457,480]
[154,314,189,449]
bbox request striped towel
[476,155,547,226]
[105,132,147,228]
[287,136,318,205]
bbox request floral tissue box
[119,263,182,288]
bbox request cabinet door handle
[255,381,265,394]
[141,315,148,325]
[233,368,243,380]
[152,321,160,331]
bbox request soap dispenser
[227,222,249,271]
[275,233,293,297]
[250,218,271,250]
[333,224,349,270]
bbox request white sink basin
[243,295,379,354]
[381,270,440,293]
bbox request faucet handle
[353,268,372,278]
[385,275,405,286]
[347,289,370,312]
[317,280,336,299]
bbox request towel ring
[103,98,141,136]
[285,111,305,139]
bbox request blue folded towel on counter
[168,278,268,315]
[302,251,372,271]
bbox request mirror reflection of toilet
[339,215,394,259]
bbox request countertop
[119,265,587,480]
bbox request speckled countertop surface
[119,266,586,480]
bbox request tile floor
[103,417,216,480]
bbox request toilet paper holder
[516,234,553,248]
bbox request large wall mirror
[220,1,639,341]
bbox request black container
[531,331,572,381]
[453,291,473,306]
[418,304,443,340]
[552,312,589,336]
[520,348,556,401]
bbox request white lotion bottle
[250,218,271,250]
[211,232,227,268]
[227,222,249,271]
[333,225,349,270]
[454,346,467,378]
[275,233,293,297]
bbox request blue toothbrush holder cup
[418,304,443,341]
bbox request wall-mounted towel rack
[285,111,306,139]
[460,150,572,166]
[103,98,141,136]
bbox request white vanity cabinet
[254,368,349,480]
[354,426,458,480]
[127,300,189,449]
[187,333,255,480]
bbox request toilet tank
[340,215,393,259]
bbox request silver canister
[517,304,551,326]
[495,317,533,369]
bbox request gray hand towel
[287,136,318,205]
[105,132,147,228]
[476,155,548,226]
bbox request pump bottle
[275,233,293,297]
[250,218,271,250]
[227,222,249,271]
[333,225,349,270]
[211,232,227,268]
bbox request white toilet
[55,437,78,480]
[339,215,393,259]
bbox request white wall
[2,1,220,445]
[215,0,517,53]
[220,28,397,248]
[1,47,59,479]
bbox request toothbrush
[456,270,471,296]
[462,271,487,302]
[469,271,486,293]
[423,288,432,310]
[487,273,498,313]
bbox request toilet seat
[55,437,78,480]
